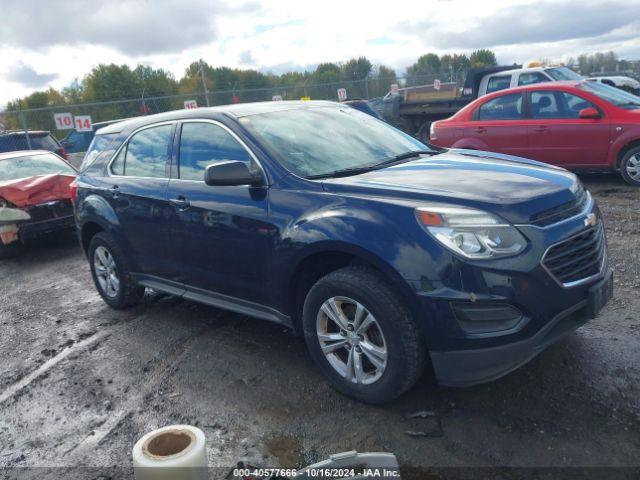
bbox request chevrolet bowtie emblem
[584,213,597,228]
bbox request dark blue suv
[74,101,613,403]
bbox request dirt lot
[0,174,639,479]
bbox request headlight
[415,206,527,259]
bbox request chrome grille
[542,222,605,286]
[531,187,589,227]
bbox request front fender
[274,201,441,308]
[609,130,640,168]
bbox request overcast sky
[1,0,640,108]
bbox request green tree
[469,49,497,68]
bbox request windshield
[80,133,119,171]
[0,153,75,182]
[577,81,640,109]
[239,106,429,178]
[544,67,583,81]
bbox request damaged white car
[0,150,77,258]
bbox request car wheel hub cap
[316,296,388,385]
[627,154,640,180]
[94,246,119,298]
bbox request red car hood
[0,174,75,207]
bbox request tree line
[4,50,501,114]
[3,49,636,134]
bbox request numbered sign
[434,79,441,91]
[300,96,311,101]
[390,84,399,95]
[184,100,198,110]
[272,95,283,101]
[54,113,74,130]
[337,88,347,101]
[74,115,92,132]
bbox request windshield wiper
[307,150,435,179]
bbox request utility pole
[199,60,211,107]
[364,74,369,99]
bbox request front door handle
[533,126,548,132]
[169,196,190,211]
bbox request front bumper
[18,215,75,241]
[428,268,613,386]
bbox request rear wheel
[620,146,640,186]
[302,266,426,404]
[89,232,144,309]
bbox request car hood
[0,174,75,208]
[320,150,580,224]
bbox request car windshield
[544,67,583,81]
[239,106,430,178]
[577,81,640,109]
[80,133,119,171]
[0,153,75,182]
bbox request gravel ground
[0,173,638,479]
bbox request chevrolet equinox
[74,101,613,404]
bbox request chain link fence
[0,71,465,166]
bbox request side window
[518,72,550,86]
[111,124,173,177]
[178,122,252,181]
[531,91,595,119]
[486,75,512,94]
[477,93,523,120]
[531,91,560,118]
[561,92,595,117]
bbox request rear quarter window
[31,134,60,150]
[486,75,512,94]
[79,133,120,172]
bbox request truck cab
[479,65,583,96]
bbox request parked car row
[1,89,624,402]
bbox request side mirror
[204,161,265,187]
[579,107,601,119]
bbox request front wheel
[620,147,640,186]
[302,266,426,404]
[89,232,145,309]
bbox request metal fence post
[199,60,211,107]
[19,110,32,150]
[364,75,369,99]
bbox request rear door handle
[109,185,120,198]
[533,126,548,132]
[169,196,190,211]
[473,127,486,133]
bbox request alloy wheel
[626,154,640,181]
[316,296,388,385]
[94,246,120,298]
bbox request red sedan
[429,80,640,186]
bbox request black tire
[620,146,640,186]
[302,266,426,404]
[88,232,144,309]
